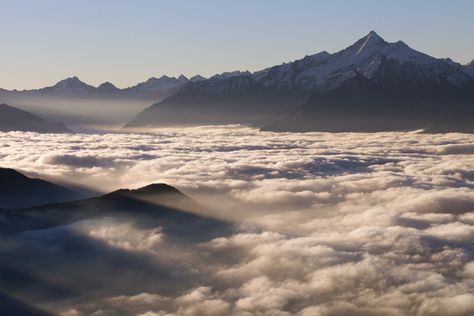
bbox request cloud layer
[0,126,473,315]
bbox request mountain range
[0,75,206,100]
[1,31,474,133]
[126,31,474,133]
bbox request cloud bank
[0,126,473,315]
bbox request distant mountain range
[0,75,206,100]
[125,31,474,133]
[0,103,72,133]
[2,31,473,133]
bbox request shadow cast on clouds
[0,126,473,315]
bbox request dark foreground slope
[0,180,232,314]
[0,182,231,240]
[0,103,71,133]
[0,168,81,209]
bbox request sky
[1,0,473,90]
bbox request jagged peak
[145,75,188,82]
[53,76,91,88]
[211,70,252,80]
[105,183,184,198]
[350,31,386,54]
[98,81,118,88]
[190,75,206,82]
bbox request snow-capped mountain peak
[54,76,89,89]
[351,31,386,55]
[47,76,95,94]
[254,31,471,93]
[126,75,190,94]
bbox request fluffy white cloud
[71,219,164,253]
[1,126,474,316]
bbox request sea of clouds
[0,126,473,315]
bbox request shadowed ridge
[101,183,198,212]
[0,292,52,316]
[0,103,72,133]
[1,181,231,241]
[105,183,183,198]
[0,167,81,209]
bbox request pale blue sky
[1,0,473,89]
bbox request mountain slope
[39,76,95,95]
[0,75,205,101]
[1,182,230,240]
[0,103,72,133]
[464,60,474,79]
[0,182,232,310]
[125,75,304,128]
[263,66,474,132]
[254,31,459,93]
[0,168,81,209]
[126,31,474,130]
[263,63,474,132]
[121,75,190,99]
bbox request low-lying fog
[0,95,153,131]
[1,126,473,315]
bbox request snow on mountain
[45,76,95,94]
[127,75,189,93]
[182,74,264,96]
[211,71,252,80]
[254,31,471,93]
[464,60,474,79]
[0,75,193,100]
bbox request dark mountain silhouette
[39,76,95,95]
[96,81,121,95]
[464,60,474,79]
[0,168,81,209]
[125,75,303,128]
[0,103,72,133]
[423,113,474,133]
[263,68,474,132]
[0,292,52,316]
[0,182,233,310]
[0,75,205,101]
[1,182,231,240]
[125,31,474,133]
